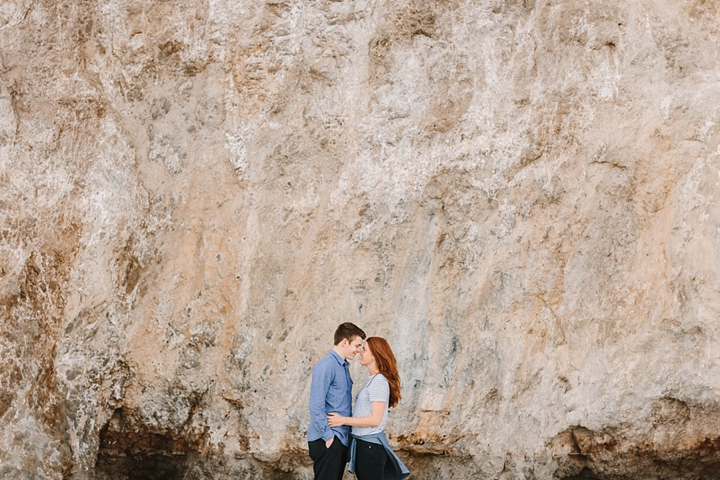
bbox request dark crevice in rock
[94,408,199,480]
[561,466,600,480]
[552,422,720,480]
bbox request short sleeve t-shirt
[351,373,390,436]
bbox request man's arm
[328,402,385,428]
[309,360,335,445]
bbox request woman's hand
[327,413,347,427]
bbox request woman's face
[359,341,375,367]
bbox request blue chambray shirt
[307,350,353,446]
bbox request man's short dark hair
[334,322,366,345]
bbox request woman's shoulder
[370,373,390,387]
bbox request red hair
[366,337,402,408]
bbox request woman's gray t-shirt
[352,374,389,436]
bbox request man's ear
[340,338,348,347]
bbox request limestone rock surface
[2,0,720,478]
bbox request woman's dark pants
[355,438,389,480]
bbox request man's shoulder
[313,352,338,370]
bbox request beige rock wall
[2,0,720,478]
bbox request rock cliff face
[2,0,720,478]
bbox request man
[308,322,366,480]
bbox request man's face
[340,336,364,361]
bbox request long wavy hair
[366,337,402,408]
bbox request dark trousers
[308,436,348,480]
[355,439,389,480]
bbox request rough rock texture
[2,0,720,478]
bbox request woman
[327,337,410,480]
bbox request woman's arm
[328,402,385,428]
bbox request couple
[307,323,410,480]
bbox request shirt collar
[330,350,348,366]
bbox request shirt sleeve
[368,375,390,403]
[309,360,335,442]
